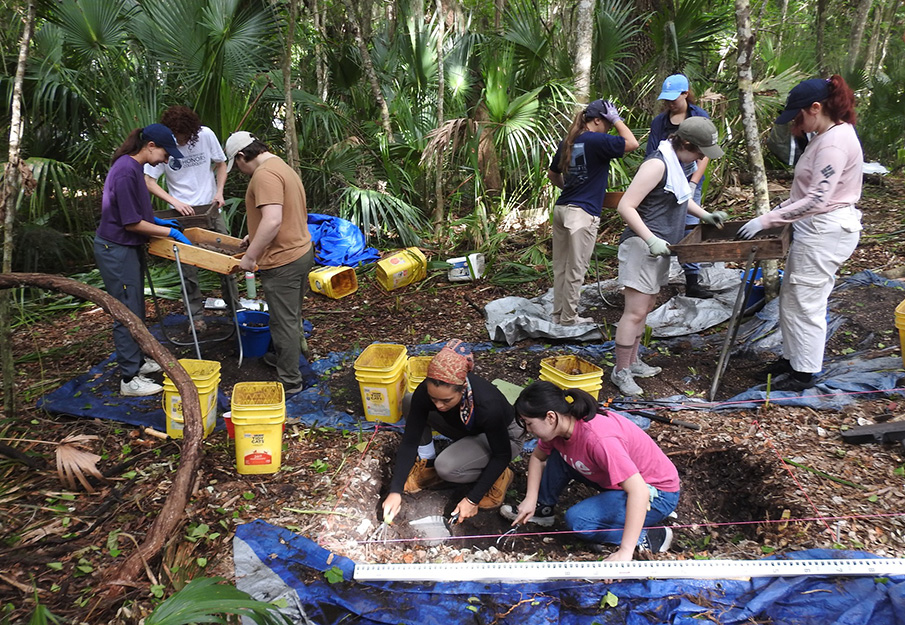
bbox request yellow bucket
[309,265,358,299]
[375,248,427,292]
[896,298,905,368]
[539,355,604,400]
[232,412,284,475]
[231,381,286,418]
[354,343,408,422]
[406,355,433,393]
[162,359,221,439]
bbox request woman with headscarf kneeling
[382,340,525,524]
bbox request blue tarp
[234,520,905,625]
[308,213,380,267]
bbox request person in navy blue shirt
[548,100,639,326]
[647,74,716,299]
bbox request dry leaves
[55,434,106,492]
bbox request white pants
[780,206,861,373]
[552,204,599,323]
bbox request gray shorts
[618,236,670,295]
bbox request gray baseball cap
[675,117,724,159]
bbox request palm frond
[338,186,425,247]
[145,577,292,625]
[55,434,106,493]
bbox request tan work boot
[403,459,444,493]
[478,467,514,509]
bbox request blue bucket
[741,268,783,311]
[236,310,271,358]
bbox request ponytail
[824,74,857,125]
[515,380,598,423]
[558,109,610,176]
[112,128,149,165]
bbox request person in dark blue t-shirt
[548,100,639,326]
[647,74,716,299]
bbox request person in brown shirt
[225,132,314,394]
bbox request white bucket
[447,253,486,282]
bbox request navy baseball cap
[141,124,184,159]
[775,78,831,125]
[584,99,609,119]
[658,74,690,100]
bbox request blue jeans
[538,450,680,545]
[94,236,146,380]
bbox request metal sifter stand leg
[709,249,759,401]
[173,245,203,360]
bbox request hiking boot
[404,459,444,493]
[630,359,662,378]
[121,375,163,397]
[560,315,595,326]
[478,467,514,509]
[761,358,793,379]
[139,358,162,375]
[639,526,673,553]
[684,274,714,299]
[262,351,278,368]
[500,503,555,527]
[770,371,814,392]
[611,367,643,396]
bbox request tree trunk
[494,0,505,30]
[0,273,205,600]
[815,0,829,75]
[846,0,875,73]
[432,0,446,235]
[312,0,329,101]
[283,0,300,173]
[572,0,594,104]
[473,103,502,195]
[1,0,36,419]
[734,0,779,298]
[341,0,395,141]
[776,0,790,54]
[865,0,899,76]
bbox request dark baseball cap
[775,78,831,125]
[141,124,184,159]
[675,117,724,159]
[584,99,609,119]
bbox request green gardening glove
[645,235,671,257]
[700,211,729,228]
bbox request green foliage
[338,185,425,246]
[144,577,291,625]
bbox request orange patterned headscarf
[427,339,474,386]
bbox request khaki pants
[552,204,599,323]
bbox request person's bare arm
[238,204,282,271]
[144,174,194,215]
[548,169,564,189]
[212,161,227,207]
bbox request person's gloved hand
[688,180,698,194]
[645,235,671,257]
[736,216,765,239]
[153,216,182,229]
[602,100,623,124]
[169,228,192,245]
[700,210,728,228]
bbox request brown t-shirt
[245,157,312,270]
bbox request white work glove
[700,210,728,228]
[602,100,623,124]
[645,235,671,257]
[737,216,766,239]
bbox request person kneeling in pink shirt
[501,381,680,559]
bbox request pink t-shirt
[537,411,680,492]
[761,122,863,228]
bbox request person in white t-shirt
[144,106,238,328]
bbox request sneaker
[500,503,555,527]
[139,359,162,375]
[611,368,643,396]
[403,459,445,493]
[761,358,793,379]
[640,526,673,553]
[630,359,662,378]
[478,467,514,509]
[770,372,814,392]
[262,351,277,368]
[121,375,163,397]
[560,315,595,326]
[283,381,305,396]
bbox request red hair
[824,75,857,125]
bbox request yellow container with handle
[375,248,427,291]
[896,298,905,368]
[354,343,408,422]
[539,355,604,400]
[405,355,433,393]
[231,381,286,474]
[162,359,221,439]
[309,265,358,299]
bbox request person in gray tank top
[610,118,727,396]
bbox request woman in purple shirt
[94,124,190,397]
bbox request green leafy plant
[144,577,291,625]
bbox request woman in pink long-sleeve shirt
[738,75,863,391]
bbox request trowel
[409,511,459,543]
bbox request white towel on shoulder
[658,139,692,204]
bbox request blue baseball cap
[141,124,184,159]
[658,74,690,101]
[775,78,832,125]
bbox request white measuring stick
[354,558,905,582]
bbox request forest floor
[1,173,905,624]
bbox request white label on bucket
[363,386,391,417]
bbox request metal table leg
[174,246,203,360]
[709,249,760,401]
